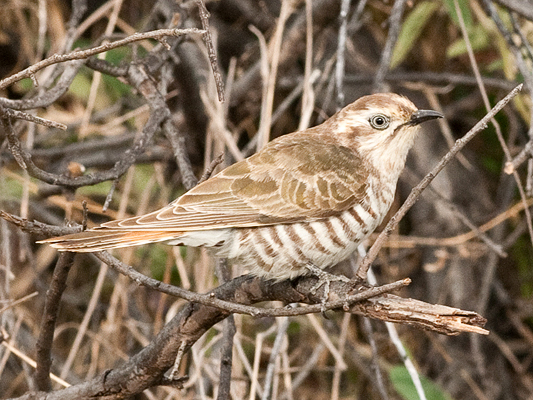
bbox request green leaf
[77,179,114,197]
[102,74,132,102]
[442,0,473,28]
[446,24,491,58]
[0,175,24,200]
[390,1,441,69]
[147,245,171,281]
[514,236,533,298]
[104,46,130,65]
[67,70,93,102]
[390,365,454,400]
[14,78,34,94]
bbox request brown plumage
[40,93,443,280]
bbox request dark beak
[408,109,444,126]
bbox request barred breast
[216,182,394,281]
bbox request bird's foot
[305,264,351,312]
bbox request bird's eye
[369,114,390,130]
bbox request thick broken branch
[350,295,488,336]
[4,272,487,400]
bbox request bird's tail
[38,229,184,252]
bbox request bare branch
[373,0,407,92]
[34,252,76,391]
[194,0,225,102]
[0,28,205,90]
[1,108,67,130]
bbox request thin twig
[331,314,351,400]
[346,71,518,91]
[62,0,88,52]
[256,0,293,150]
[0,292,38,314]
[261,318,289,400]
[361,318,390,400]
[214,258,236,400]
[1,108,67,130]
[164,119,198,190]
[0,60,84,110]
[377,196,533,249]
[459,0,533,248]
[198,153,224,184]
[335,0,350,110]
[78,0,124,138]
[169,341,189,381]
[59,261,108,380]
[403,168,507,257]
[102,179,119,212]
[509,12,533,63]
[0,333,71,389]
[195,0,225,102]
[494,0,533,20]
[0,28,205,90]
[1,62,173,189]
[505,140,533,174]
[201,90,244,162]
[280,345,326,400]
[81,200,88,231]
[362,248,422,400]
[0,210,83,237]
[1,102,167,188]
[373,0,407,92]
[306,314,347,369]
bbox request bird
[40,93,443,282]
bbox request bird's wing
[100,135,371,231]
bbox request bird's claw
[305,264,351,312]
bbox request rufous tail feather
[38,230,184,252]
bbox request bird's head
[332,93,443,177]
